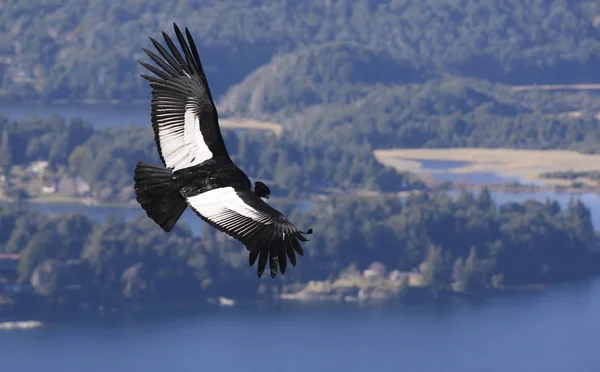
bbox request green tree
[0,125,12,173]
[421,245,447,295]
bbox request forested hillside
[3,0,600,154]
[0,115,422,202]
[1,0,599,102]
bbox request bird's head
[253,181,271,199]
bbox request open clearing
[511,84,600,92]
[219,117,282,136]
[374,148,600,187]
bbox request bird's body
[133,23,311,279]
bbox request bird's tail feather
[133,161,187,232]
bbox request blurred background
[1,1,600,371]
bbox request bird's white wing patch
[186,187,271,226]
[184,103,213,166]
[155,101,213,171]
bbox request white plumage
[187,187,267,225]
[154,102,213,171]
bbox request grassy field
[219,117,283,136]
[511,84,600,92]
[374,148,600,187]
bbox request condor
[133,23,312,279]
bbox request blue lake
[418,159,540,186]
[1,277,599,372]
[434,170,526,185]
[0,102,149,129]
[419,159,471,170]
[26,203,203,236]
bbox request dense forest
[257,77,600,151]
[3,1,600,154]
[0,114,422,202]
[0,189,598,311]
[1,0,600,102]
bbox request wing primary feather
[183,26,214,102]
[248,231,264,264]
[286,240,297,267]
[150,37,185,75]
[249,247,260,266]
[269,241,279,279]
[140,74,163,83]
[248,229,270,266]
[269,239,279,279]
[278,239,288,275]
[142,48,178,77]
[173,25,198,74]
[161,32,191,75]
[257,246,269,279]
[138,61,172,80]
[291,238,304,256]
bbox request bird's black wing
[185,187,312,278]
[138,23,230,171]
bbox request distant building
[75,177,91,196]
[41,182,57,194]
[362,261,387,279]
[387,269,423,286]
[388,270,406,281]
[407,272,424,287]
[362,269,379,279]
[368,262,387,276]
[29,161,49,175]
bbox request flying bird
[133,23,312,279]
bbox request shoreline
[0,281,556,324]
[374,148,600,190]
[0,285,546,322]
[439,182,600,195]
[2,182,599,211]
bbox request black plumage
[133,23,312,279]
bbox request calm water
[419,159,540,185]
[435,170,527,185]
[27,203,203,236]
[0,102,149,129]
[419,159,470,170]
[1,278,599,372]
